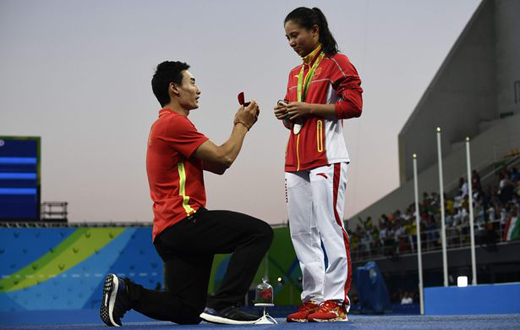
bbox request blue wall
[425,283,520,315]
[0,227,162,311]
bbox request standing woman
[274,7,363,322]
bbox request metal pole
[413,154,425,315]
[264,252,269,280]
[436,128,448,287]
[466,137,477,285]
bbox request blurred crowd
[350,166,520,260]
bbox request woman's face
[284,20,319,57]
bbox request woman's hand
[286,102,312,120]
[274,101,288,120]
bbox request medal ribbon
[297,51,325,102]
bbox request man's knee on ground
[176,317,202,325]
[175,309,203,325]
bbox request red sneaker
[286,301,320,322]
[308,300,348,322]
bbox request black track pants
[125,209,273,324]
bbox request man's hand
[234,100,260,130]
[194,100,259,175]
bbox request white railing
[350,219,512,262]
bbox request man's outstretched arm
[194,100,259,175]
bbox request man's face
[175,70,201,110]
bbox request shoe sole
[309,316,349,322]
[286,318,308,322]
[100,274,121,327]
[200,312,259,325]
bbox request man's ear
[170,82,180,96]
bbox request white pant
[285,163,351,305]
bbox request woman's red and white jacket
[283,50,363,172]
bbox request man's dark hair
[284,7,339,56]
[151,61,190,107]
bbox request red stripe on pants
[332,163,352,303]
